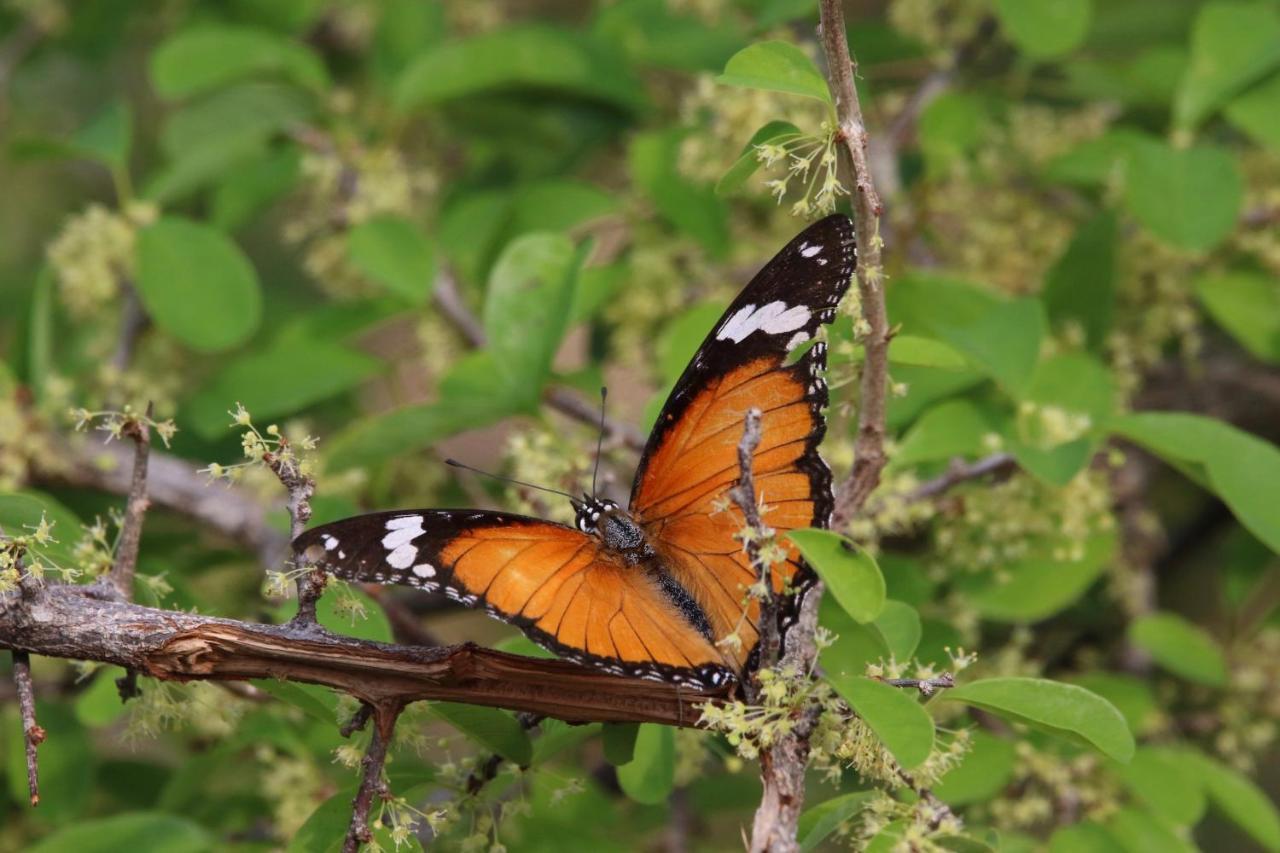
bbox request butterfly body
[295,215,856,689]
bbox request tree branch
[0,583,727,726]
[730,408,781,685]
[902,452,1017,504]
[12,650,43,807]
[344,704,402,853]
[107,408,152,599]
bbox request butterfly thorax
[574,498,654,566]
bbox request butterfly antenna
[444,458,577,502]
[591,386,608,499]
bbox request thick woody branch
[730,408,781,684]
[0,583,726,727]
[12,650,43,807]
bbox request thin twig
[903,453,1017,504]
[344,705,402,853]
[341,703,375,738]
[108,406,152,599]
[12,651,44,807]
[266,441,323,627]
[879,673,955,696]
[729,409,781,686]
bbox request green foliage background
[1,0,1279,850]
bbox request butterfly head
[572,496,619,534]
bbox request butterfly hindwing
[629,214,856,669]
[295,510,734,687]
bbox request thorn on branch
[12,651,44,807]
[343,704,403,853]
[730,408,781,690]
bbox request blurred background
[0,0,1278,850]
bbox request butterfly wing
[294,510,733,687]
[629,214,856,670]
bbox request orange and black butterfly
[294,215,855,689]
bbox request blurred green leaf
[346,215,436,302]
[290,791,354,853]
[935,730,1017,806]
[8,101,131,172]
[941,677,1135,763]
[27,812,214,853]
[1043,211,1117,350]
[151,25,328,98]
[1175,1,1280,129]
[969,531,1115,623]
[1049,823,1125,853]
[595,0,744,72]
[510,180,618,235]
[717,40,831,103]
[1123,137,1242,252]
[1225,72,1280,152]
[250,681,339,726]
[995,0,1092,59]
[892,399,995,468]
[1183,750,1280,851]
[656,302,722,383]
[631,129,729,257]
[918,92,987,176]
[787,529,885,623]
[160,83,311,167]
[872,600,921,661]
[394,26,644,113]
[371,0,446,85]
[1008,352,1114,485]
[1116,747,1206,826]
[1129,612,1227,686]
[1043,128,1144,186]
[1105,807,1197,853]
[798,791,875,851]
[431,703,532,765]
[74,667,130,728]
[828,675,935,768]
[717,120,801,197]
[1194,272,1280,363]
[885,335,969,370]
[25,266,54,400]
[0,491,83,568]
[602,722,639,766]
[1112,412,1280,553]
[136,217,262,352]
[616,723,675,804]
[144,133,267,204]
[211,145,301,230]
[484,232,581,406]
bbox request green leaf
[1106,808,1197,853]
[1175,1,1280,129]
[872,600,921,661]
[249,680,339,726]
[27,812,214,853]
[346,215,436,302]
[1115,747,1206,826]
[211,145,301,230]
[602,722,639,766]
[885,335,969,370]
[935,730,1017,805]
[184,337,381,439]
[1044,128,1145,187]
[1195,272,1280,363]
[1067,672,1157,734]
[940,677,1135,763]
[290,792,355,853]
[595,0,744,73]
[918,92,987,176]
[798,792,875,852]
[1123,138,1243,252]
[1184,750,1280,851]
[160,83,312,167]
[994,0,1092,59]
[0,490,84,569]
[74,100,131,171]
[656,302,723,383]
[1043,211,1117,350]
[483,233,581,405]
[969,531,1115,622]
[1112,412,1280,553]
[1049,822,1126,853]
[630,130,729,257]
[616,723,674,804]
[431,703,532,765]
[717,40,832,103]
[74,667,130,728]
[1129,612,1227,686]
[1008,352,1115,485]
[150,25,328,98]
[135,217,262,352]
[819,596,891,678]
[1225,72,1280,152]
[394,26,644,113]
[787,529,886,623]
[717,120,801,197]
[828,676,935,768]
[892,399,995,468]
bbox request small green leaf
[291,792,355,853]
[1116,747,1206,826]
[74,667,130,727]
[0,490,84,569]
[787,529,886,623]
[969,532,1115,623]
[1175,1,1280,129]
[717,40,832,103]
[150,25,328,98]
[483,232,581,405]
[1129,612,1227,686]
[74,100,132,171]
[431,703,532,765]
[892,399,995,468]
[1043,211,1117,350]
[940,677,1135,763]
[135,217,262,352]
[716,120,801,197]
[818,596,891,678]
[935,730,1017,805]
[1225,72,1280,152]
[27,812,214,853]
[1049,822,1125,853]
[1194,272,1280,363]
[885,335,969,370]
[211,146,301,231]
[602,722,639,766]
[1106,808,1197,853]
[616,723,674,804]
[994,0,1092,59]
[1184,750,1280,851]
[872,600,921,661]
[346,215,436,302]
[1123,137,1243,252]
[798,792,875,852]
[160,83,312,169]
[1112,412,1280,554]
[917,92,987,176]
[829,676,935,768]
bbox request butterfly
[294,214,856,689]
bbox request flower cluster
[754,123,849,219]
[69,404,178,448]
[46,202,156,318]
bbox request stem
[12,651,44,807]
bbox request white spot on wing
[412,563,436,578]
[381,515,424,550]
[716,301,812,343]
[321,535,339,551]
[387,543,417,569]
[801,244,822,258]
[786,331,810,351]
